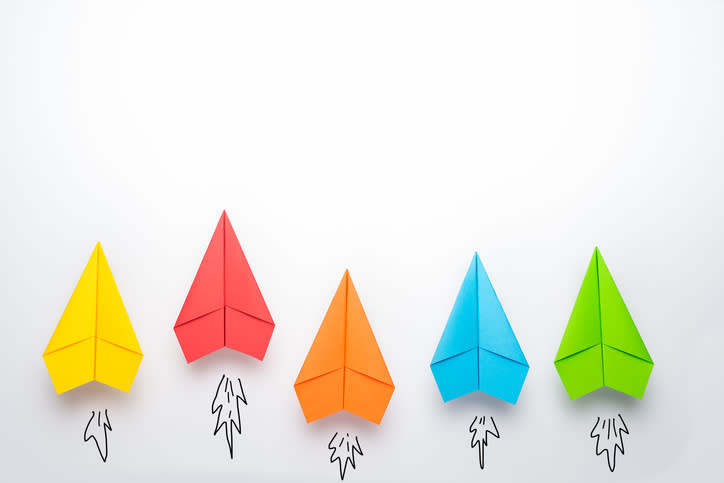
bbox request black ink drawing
[590,414,629,472]
[83,409,111,462]
[328,432,363,480]
[211,374,247,459]
[469,416,500,470]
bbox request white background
[1,1,722,481]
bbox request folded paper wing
[174,211,275,362]
[43,243,143,394]
[294,271,394,424]
[554,247,653,399]
[431,253,529,404]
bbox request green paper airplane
[555,248,653,399]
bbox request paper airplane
[555,247,653,399]
[431,253,529,404]
[43,243,143,394]
[174,211,274,362]
[294,270,394,424]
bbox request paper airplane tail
[43,339,142,393]
[343,370,395,424]
[94,340,143,391]
[601,346,653,399]
[294,370,344,422]
[294,368,394,424]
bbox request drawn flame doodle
[469,416,500,470]
[590,414,629,472]
[83,409,111,462]
[211,374,247,459]
[328,432,363,480]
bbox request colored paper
[294,270,394,424]
[555,247,653,399]
[431,253,529,404]
[43,243,143,394]
[174,211,274,362]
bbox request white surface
[1,1,723,481]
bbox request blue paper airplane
[430,253,529,404]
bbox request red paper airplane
[174,211,274,362]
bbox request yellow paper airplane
[43,243,143,394]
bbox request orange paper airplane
[294,270,394,424]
